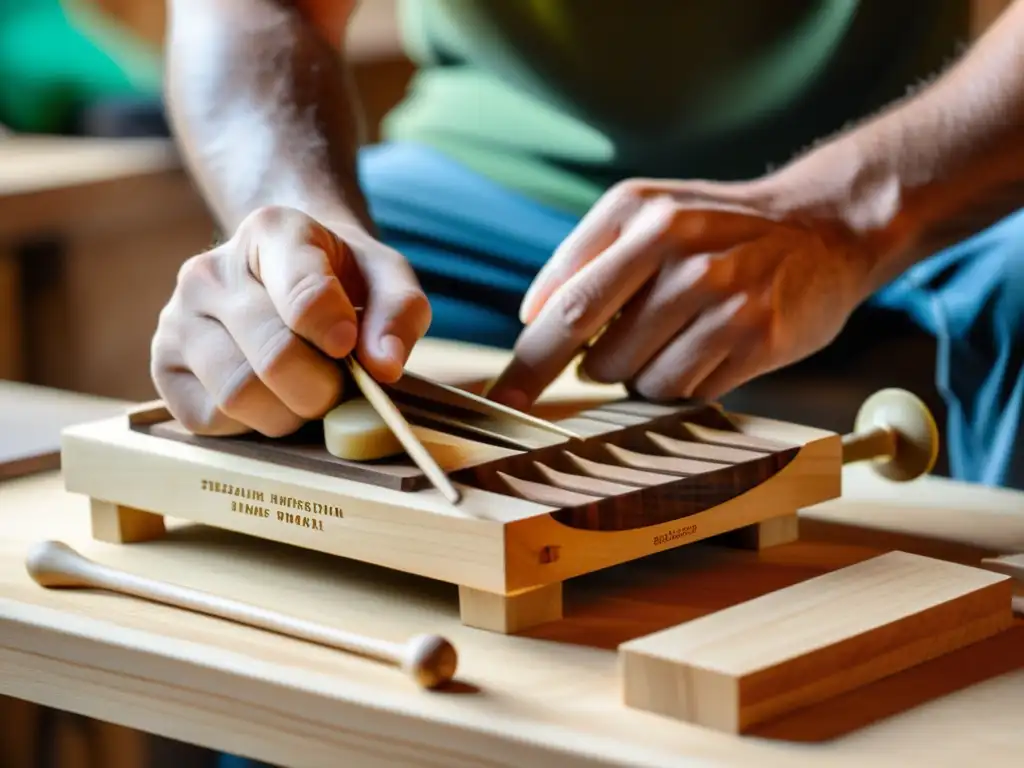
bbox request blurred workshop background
[0,2,1016,767]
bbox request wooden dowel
[25,541,458,689]
[842,388,940,481]
[345,357,462,504]
[841,425,898,465]
[390,371,581,440]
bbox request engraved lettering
[200,479,264,502]
[231,500,270,518]
[202,479,340,532]
[653,525,697,546]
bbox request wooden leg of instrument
[714,513,800,551]
[90,499,166,544]
[458,583,563,634]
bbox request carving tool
[25,540,459,689]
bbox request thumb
[348,238,432,383]
[242,206,362,360]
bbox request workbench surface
[1,343,1023,767]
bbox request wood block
[714,513,800,551]
[981,553,1024,582]
[981,554,1024,616]
[459,583,563,634]
[61,391,842,625]
[90,499,166,544]
[619,551,1013,733]
[0,382,128,480]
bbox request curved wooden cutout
[547,446,800,531]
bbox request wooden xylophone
[58,361,937,634]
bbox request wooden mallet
[24,540,458,689]
[841,388,940,481]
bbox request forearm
[165,0,372,235]
[776,0,1024,286]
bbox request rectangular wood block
[618,551,1014,733]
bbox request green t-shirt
[0,1,161,133]
[383,0,969,216]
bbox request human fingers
[487,198,677,409]
[519,183,643,324]
[350,240,432,383]
[153,240,341,435]
[520,183,779,324]
[579,253,725,384]
[491,203,784,408]
[150,317,249,436]
[689,341,770,401]
[241,206,362,360]
[217,273,345,420]
[630,290,770,401]
[182,313,310,436]
[151,289,306,438]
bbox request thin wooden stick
[25,540,458,689]
[841,388,940,482]
[390,371,581,440]
[841,426,897,465]
[345,357,462,504]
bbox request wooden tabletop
[0,381,130,480]
[0,135,206,242]
[1,344,1023,767]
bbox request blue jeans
[364,141,1024,489]
[363,142,1024,490]
[217,140,1024,767]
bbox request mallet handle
[25,540,457,689]
[842,425,897,465]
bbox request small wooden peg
[842,388,939,481]
[25,540,458,689]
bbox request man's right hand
[151,205,431,437]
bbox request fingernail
[518,296,535,325]
[379,334,407,370]
[325,320,357,357]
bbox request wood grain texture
[89,500,166,544]
[61,399,841,598]
[801,462,1024,556]
[26,539,457,689]
[981,553,1024,582]
[620,551,1013,733]
[139,419,430,490]
[715,513,801,551]
[0,382,129,480]
[3,469,1024,767]
[126,396,829,537]
[458,583,563,633]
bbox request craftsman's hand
[150,206,430,436]
[486,175,889,409]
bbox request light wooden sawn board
[619,551,1013,733]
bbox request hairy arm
[772,0,1024,288]
[164,0,372,234]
